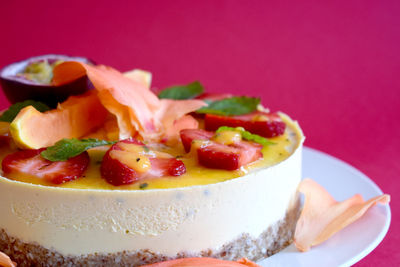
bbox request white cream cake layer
[0,120,304,257]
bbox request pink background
[1,0,399,265]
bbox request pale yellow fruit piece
[9,91,108,149]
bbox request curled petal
[123,69,152,89]
[0,252,16,267]
[141,257,260,267]
[53,62,206,141]
[294,178,390,252]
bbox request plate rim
[303,146,391,266]
[260,146,391,267]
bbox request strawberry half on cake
[0,60,304,267]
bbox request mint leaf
[196,96,260,116]
[0,100,50,122]
[216,126,275,146]
[158,81,204,99]
[41,138,116,161]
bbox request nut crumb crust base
[0,200,299,267]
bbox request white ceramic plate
[258,147,391,267]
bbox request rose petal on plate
[0,251,16,267]
[141,257,260,267]
[236,258,261,267]
[294,178,390,252]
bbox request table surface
[1,1,398,266]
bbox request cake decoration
[52,61,206,141]
[197,96,260,116]
[9,90,108,149]
[294,178,390,252]
[0,54,93,107]
[101,138,186,186]
[0,100,49,123]
[40,138,115,162]
[204,111,285,137]
[141,257,260,267]
[180,129,263,170]
[2,148,90,184]
[158,81,204,100]
[0,252,15,267]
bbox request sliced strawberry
[180,129,214,152]
[0,135,11,148]
[148,158,186,177]
[197,141,262,170]
[101,138,186,186]
[205,111,286,137]
[196,92,233,102]
[1,148,89,184]
[101,148,138,186]
[180,129,262,170]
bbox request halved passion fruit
[0,54,94,108]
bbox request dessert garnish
[101,138,186,185]
[294,178,390,252]
[2,61,279,185]
[16,59,61,84]
[158,83,262,118]
[205,111,286,137]
[158,81,204,100]
[52,61,206,141]
[40,138,116,161]
[196,92,233,101]
[141,257,260,267]
[9,90,108,149]
[180,129,214,152]
[0,100,49,123]
[0,54,93,107]
[0,252,15,267]
[196,140,262,170]
[196,96,260,116]
[2,148,89,184]
[215,126,275,146]
[180,129,263,170]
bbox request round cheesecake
[0,115,304,266]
